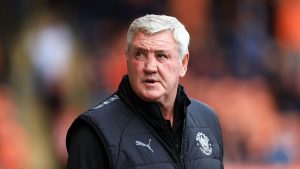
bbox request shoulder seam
[92,94,120,110]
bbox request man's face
[126,31,189,104]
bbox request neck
[160,104,174,127]
[158,88,178,127]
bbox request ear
[179,53,189,77]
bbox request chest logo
[135,139,154,153]
[196,132,212,155]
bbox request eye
[135,52,146,60]
[156,53,168,61]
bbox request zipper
[155,102,186,169]
[165,126,185,169]
[163,117,186,169]
[179,118,187,169]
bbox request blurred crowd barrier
[1,0,300,169]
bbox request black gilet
[67,76,224,169]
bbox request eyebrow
[133,46,168,54]
[134,47,148,52]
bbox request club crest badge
[196,132,212,155]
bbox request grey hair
[126,14,190,60]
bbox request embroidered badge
[196,132,212,155]
[135,139,154,153]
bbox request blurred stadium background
[0,0,300,169]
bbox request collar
[116,75,191,132]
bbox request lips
[143,78,159,84]
[144,79,156,83]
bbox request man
[66,14,224,169]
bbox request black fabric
[66,120,109,169]
[66,75,224,169]
[116,75,189,154]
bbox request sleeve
[66,120,110,169]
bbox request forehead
[130,31,178,51]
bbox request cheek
[128,60,143,74]
[163,63,181,75]
[158,64,181,83]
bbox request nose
[143,54,157,73]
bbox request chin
[133,85,164,102]
[143,96,160,102]
[139,92,162,102]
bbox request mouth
[143,79,158,84]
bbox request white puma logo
[135,139,154,153]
